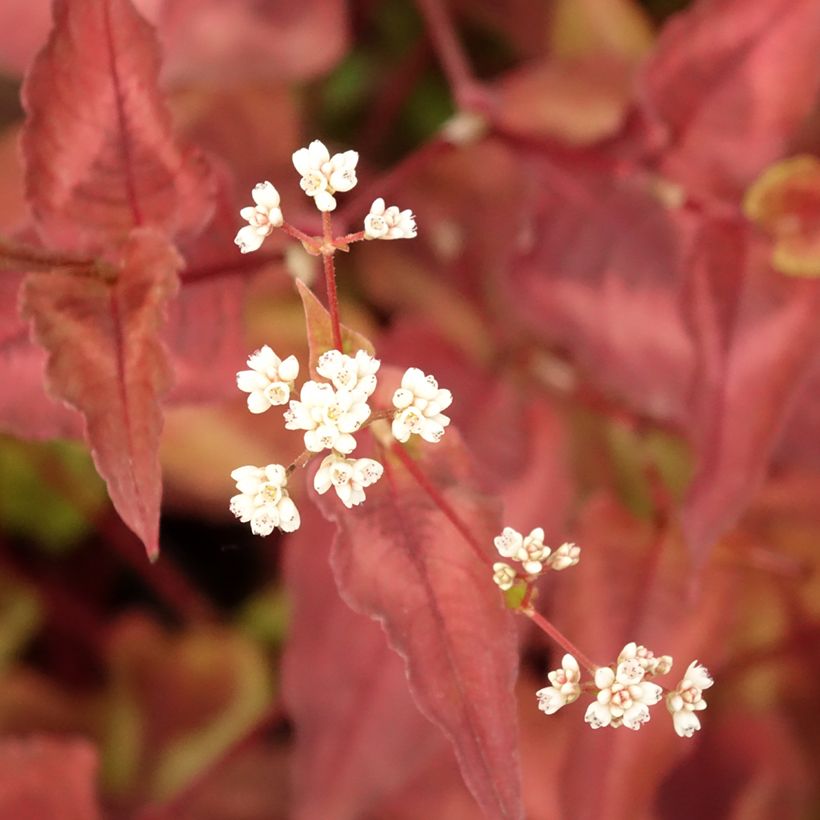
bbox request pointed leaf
[294,278,375,378]
[682,226,820,556]
[283,504,447,820]
[21,0,215,253]
[22,229,182,559]
[320,432,523,820]
[638,0,820,200]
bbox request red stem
[336,230,366,246]
[390,441,490,567]
[526,610,597,674]
[282,221,320,250]
[321,212,343,351]
[415,0,481,108]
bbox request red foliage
[22,230,180,559]
[2,0,820,816]
[0,736,102,819]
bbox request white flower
[666,660,713,738]
[618,642,673,679]
[492,562,516,591]
[234,181,284,253]
[391,367,452,444]
[229,464,300,535]
[292,139,359,212]
[584,645,664,731]
[548,542,580,571]
[236,346,300,414]
[364,198,417,240]
[493,526,551,574]
[313,452,383,508]
[284,379,372,455]
[536,654,582,715]
[315,349,379,398]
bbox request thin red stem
[390,441,490,566]
[321,211,343,351]
[415,0,481,108]
[282,221,321,251]
[336,230,366,246]
[526,610,597,674]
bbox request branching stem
[321,212,344,351]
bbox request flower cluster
[229,464,300,535]
[292,139,358,212]
[229,346,451,532]
[234,139,416,253]
[491,526,580,591]
[535,642,713,737]
[666,660,714,737]
[391,368,452,444]
[235,181,284,254]
[364,198,418,240]
[284,350,380,456]
[236,345,299,414]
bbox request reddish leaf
[509,160,695,423]
[165,166,250,404]
[682,226,820,556]
[22,229,181,559]
[21,0,215,253]
[0,735,102,820]
[157,0,350,85]
[319,432,523,820]
[495,56,633,146]
[295,278,375,378]
[638,0,820,201]
[283,501,448,820]
[0,270,83,440]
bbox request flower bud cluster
[229,346,452,533]
[534,643,713,738]
[234,139,416,253]
[491,526,580,591]
[391,367,452,444]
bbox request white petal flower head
[235,181,284,254]
[618,642,674,679]
[537,654,581,715]
[229,464,300,535]
[391,367,452,444]
[316,349,380,398]
[548,542,581,571]
[492,562,516,591]
[364,198,417,240]
[236,346,300,414]
[284,378,372,455]
[314,452,383,508]
[666,660,713,738]
[493,526,550,574]
[584,647,664,731]
[292,139,358,212]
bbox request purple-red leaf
[320,433,523,820]
[638,0,820,201]
[22,228,181,559]
[0,736,102,820]
[682,228,820,556]
[21,0,215,253]
[283,503,448,820]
